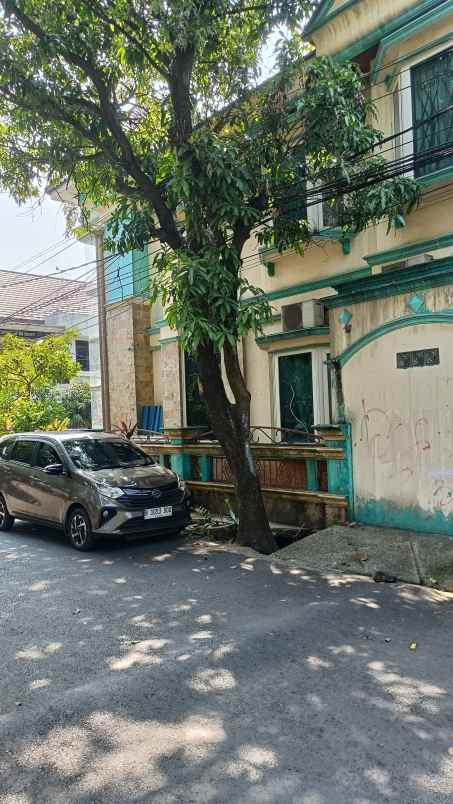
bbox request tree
[60,381,92,428]
[0,331,79,398]
[0,2,420,552]
[0,331,79,431]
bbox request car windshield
[64,439,153,471]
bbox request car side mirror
[44,463,65,476]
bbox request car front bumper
[93,499,191,536]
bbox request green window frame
[411,47,453,178]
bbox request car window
[10,440,37,465]
[36,443,61,469]
[109,440,154,467]
[0,439,15,460]
[64,438,153,470]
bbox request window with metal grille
[412,48,453,178]
[75,340,90,372]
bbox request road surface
[1,521,452,803]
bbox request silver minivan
[0,431,190,550]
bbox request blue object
[141,405,163,433]
[339,309,353,329]
[407,293,426,314]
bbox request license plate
[144,506,173,520]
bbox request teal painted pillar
[306,460,319,491]
[170,453,193,479]
[199,455,213,482]
[159,454,166,467]
[323,423,354,518]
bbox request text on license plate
[144,506,173,520]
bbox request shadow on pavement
[0,524,452,803]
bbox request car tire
[66,506,96,551]
[0,494,14,531]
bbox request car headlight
[95,483,124,500]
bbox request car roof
[0,431,121,443]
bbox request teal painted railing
[136,428,354,514]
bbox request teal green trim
[256,325,329,346]
[342,237,352,255]
[325,422,354,518]
[383,33,453,86]
[263,266,370,304]
[365,232,453,267]
[146,318,167,336]
[160,335,180,345]
[305,0,358,35]
[306,460,319,492]
[356,498,453,537]
[370,0,453,83]
[338,311,453,367]
[324,254,453,308]
[198,455,213,482]
[333,0,444,64]
[418,164,453,188]
[170,453,193,479]
[304,0,335,34]
[266,261,276,277]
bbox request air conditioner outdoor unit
[282,301,325,332]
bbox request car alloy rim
[71,513,88,546]
[0,498,5,527]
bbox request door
[7,439,39,516]
[31,441,71,525]
[278,352,314,440]
[184,352,209,428]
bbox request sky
[0,192,91,280]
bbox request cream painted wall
[343,322,453,521]
[310,0,415,56]
[152,348,162,406]
[244,333,273,426]
[330,282,453,358]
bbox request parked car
[0,431,190,550]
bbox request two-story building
[95,0,453,535]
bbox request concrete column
[161,339,184,428]
[105,297,153,428]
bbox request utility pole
[95,231,111,431]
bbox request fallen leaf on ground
[352,551,369,563]
[409,641,417,651]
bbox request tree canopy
[0,331,79,432]
[0,1,420,550]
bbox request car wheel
[67,507,96,551]
[0,494,14,531]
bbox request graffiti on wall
[359,399,431,482]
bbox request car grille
[119,511,189,532]
[118,482,183,508]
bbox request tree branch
[3,0,183,250]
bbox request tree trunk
[197,341,276,554]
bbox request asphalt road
[0,522,452,804]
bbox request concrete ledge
[187,480,348,507]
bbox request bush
[59,382,92,428]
